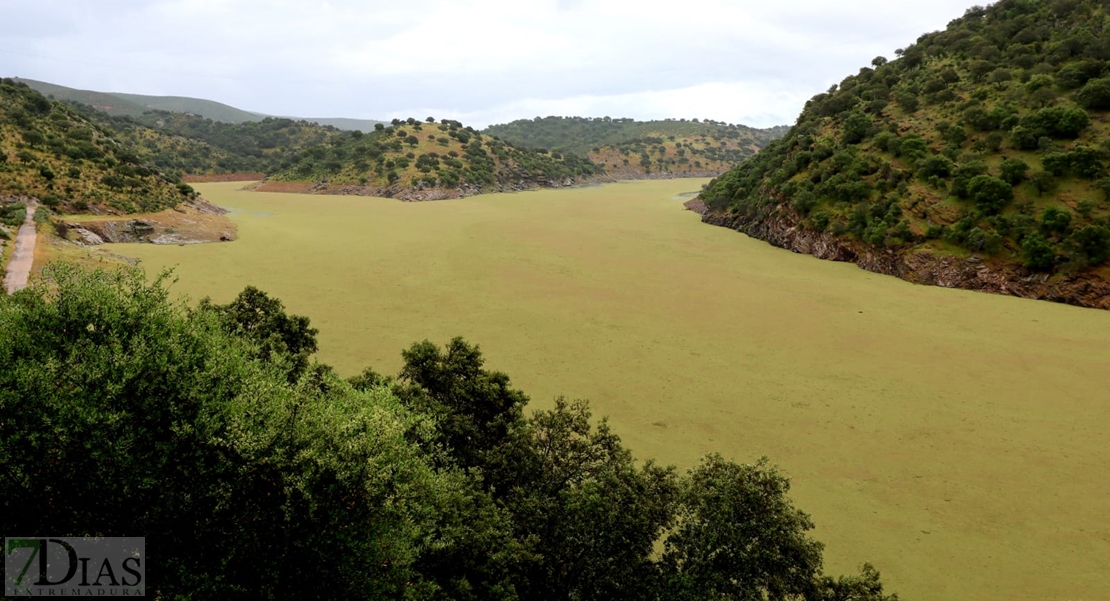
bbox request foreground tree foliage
[0,265,899,600]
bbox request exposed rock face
[58,198,236,246]
[695,202,1110,310]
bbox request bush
[1076,78,1110,110]
[1000,158,1030,185]
[841,112,873,145]
[1020,106,1089,139]
[1042,152,1072,176]
[1031,171,1058,195]
[1022,233,1057,271]
[917,155,954,178]
[1042,206,1073,233]
[1069,225,1110,265]
[811,211,830,232]
[0,266,455,599]
[967,175,1014,214]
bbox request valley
[6,1,1110,597]
[112,179,1110,601]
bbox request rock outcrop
[692,202,1110,310]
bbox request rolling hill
[486,116,788,178]
[65,104,348,177]
[14,78,385,132]
[265,117,604,200]
[0,78,195,214]
[695,0,1110,309]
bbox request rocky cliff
[689,201,1110,310]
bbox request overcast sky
[2,0,981,128]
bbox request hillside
[696,0,1110,309]
[486,116,788,178]
[265,117,604,200]
[65,104,347,177]
[0,78,195,214]
[16,78,384,131]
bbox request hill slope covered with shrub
[266,117,604,200]
[0,79,195,213]
[65,103,347,177]
[486,116,788,178]
[697,0,1110,308]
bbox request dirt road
[4,206,37,294]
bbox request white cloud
[0,0,982,127]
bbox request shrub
[1042,152,1072,176]
[967,175,1014,214]
[1076,78,1110,110]
[1020,106,1089,138]
[999,158,1030,185]
[1022,233,1057,270]
[1031,171,1058,195]
[1069,225,1110,265]
[1041,207,1073,233]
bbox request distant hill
[14,78,385,132]
[65,104,347,177]
[0,78,195,214]
[108,92,262,124]
[265,117,604,200]
[696,0,1110,309]
[484,117,788,178]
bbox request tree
[1042,152,1072,176]
[989,68,1013,89]
[1022,233,1057,271]
[406,135,420,147]
[0,265,453,600]
[199,285,319,381]
[395,337,528,471]
[1000,157,1029,185]
[1069,225,1110,265]
[969,60,994,81]
[815,564,901,601]
[967,175,1014,213]
[662,455,825,600]
[1030,171,1058,196]
[841,112,873,145]
[489,399,679,601]
[1041,207,1073,234]
[1076,78,1110,110]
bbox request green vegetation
[485,116,788,177]
[485,116,787,155]
[701,0,1110,277]
[118,180,1110,601]
[0,79,195,213]
[1,263,899,599]
[269,117,603,192]
[66,103,348,177]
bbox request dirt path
[4,206,37,294]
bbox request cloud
[0,0,981,127]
